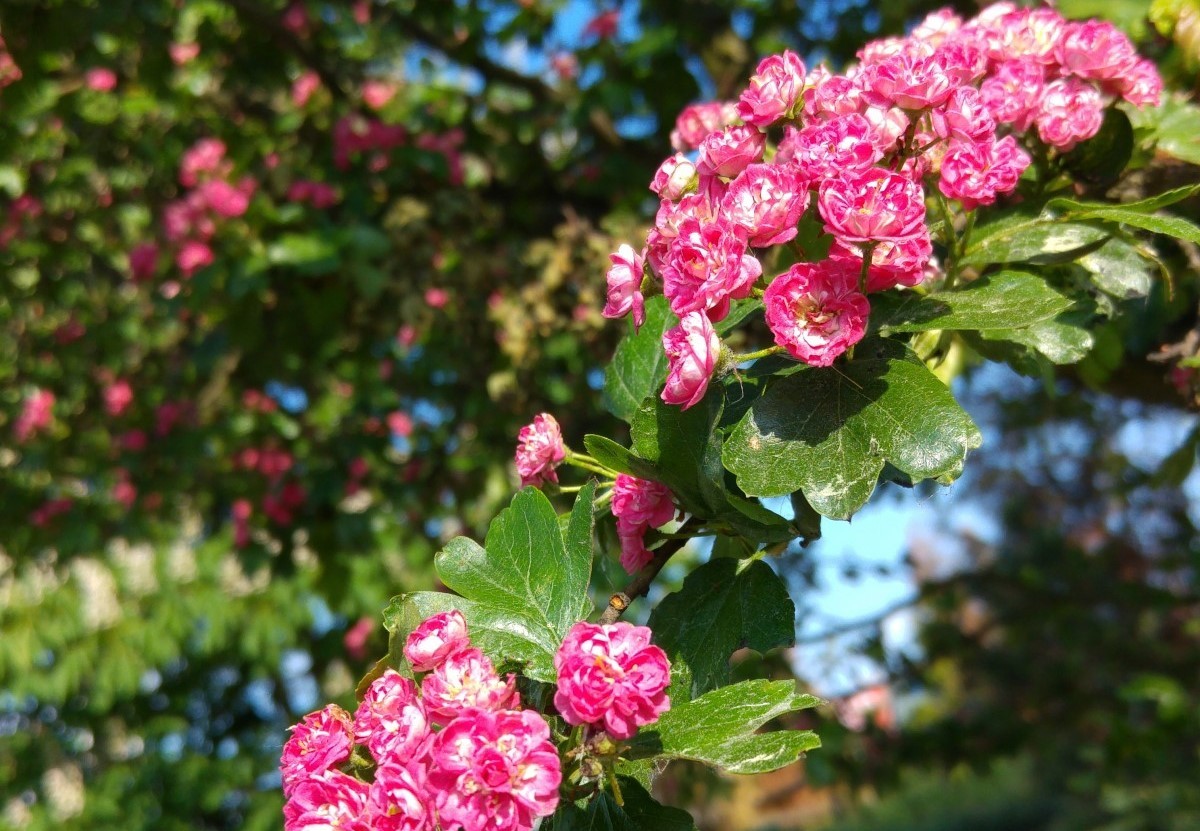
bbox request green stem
[606,764,624,807]
[564,456,614,477]
[731,345,785,364]
[857,243,876,296]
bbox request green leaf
[722,338,982,519]
[961,215,1110,267]
[871,271,1073,334]
[1061,107,1133,188]
[1075,238,1156,299]
[628,680,822,774]
[631,395,722,515]
[604,297,676,422]
[266,232,342,274]
[383,484,596,682]
[1125,94,1200,166]
[547,780,696,831]
[649,559,795,697]
[582,434,661,481]
[982,313,1094,364]
[1049,183,1200,218]
[1057,206,1200,246]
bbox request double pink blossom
[611,474,676,573]
[602,244,646,329]
[514,413,566,487]
[553,621,671,740]
[649,153,697,201]
[763,259,870,367]
[1035,78,1104,151]
[661,217,761,322]
[721,163,808,248]
[670,101,731,152]
[939,135,1030,211]
[662,311,720,410]
[818,168,926,244]
[697,125,765,180]
[421,648,517,724]
[783,114,880,180]
[279,704,355,797]
[284,771,369,831]
[404,609,470,672]
[737,51,806,127]
[429,708,561,831]
[354,670,431,761]
[363,763,432,831]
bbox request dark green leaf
[546,781,695,831]
[582,434,662,481]
[1061,107,1133,188]
[722,338,982,519]
[961,215,1110,267]
[649,558,795,697]
[604,297,676,422]
[631,395,722,515]
[628,680,822,774]
[1075,237,1156,299]
[982,313,1094,364]
[871,271,1073,334]
[383,484,596,682]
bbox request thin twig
[598,533,690,624]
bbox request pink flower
[292,71,321,106]
[737,50,806,127]
[818,167,926,244]
[84,67,117,92]
[404,609,470,672]
[421,649,517,724]
[662,311,720,410]
[803,73,864,121]
[176,240,214,277]
[611,474,676,573]
[551,52,579,81]
[362,80,397,110]
[112,473,137,510]
[514,413,566,487]
[602,244,646,328]
[179,138,227,188]
[284,771,369,831]
[1057,19,1138,83]
[670,101,729,152]
[697,125,765,180]
[197,178,251,218]
[721,163,808,248]
[353,670,431,761]
[1035,78,1104,151]
[424,287,449,308]
[649,153,697,201]
[939,135,1030,211]
[912,9,963,44]
[344,616,375,661]
[104,379,134,417]
[119,429,148,452]
[0,34,22,90]
[129,243,159,282]
[388,410,414,438]
[428,708,560,831]
[282,2,312,37]
[553,621,671,740]
[931,86,995,144]
[863,50,955,110]
[169,42,200,65]
[280,705,355,797]
[832,234,933,293]
[782,114,880,180]
[1120,59,1162,108]
[363,763,432,831]
[980,59,1045,134]
[661,217,761,322]
[14,388,55,443]
[584,9,619,39]
[763,259,870,367]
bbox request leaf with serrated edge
[871,270,1073,334]
[649,559,794,697]
[383,484,596,682]
[628,680,822,774]
[722,338,982,519]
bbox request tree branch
[598,533,690,624]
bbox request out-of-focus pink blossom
[670,101,731,152]
[170,42,200,65]
[514,413,566,487]
[14,388,55,443]
[292,70,321,106]
[584,9,619,40]
[344,616,375,661]
[129,243,159,282]
[0,34,22,89]
[104,379,134,417]
[179,138,228,188]
[176,240,214,277]
[84,68,117,92]
[362,79,397,110]
[554,621,671,740]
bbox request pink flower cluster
[14,387,55,443]
[554,621,671,740]
[514,413,566,487]
[159,138,256,278]
[0,34,20,90]
[281,610,561,831]
[603,4,1162,393]
[611,474,677,573]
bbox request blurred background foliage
[0,0,1198,829]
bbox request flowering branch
[598,529,691,625]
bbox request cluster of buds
[602,2,1162,408]
[281,612,671,831]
